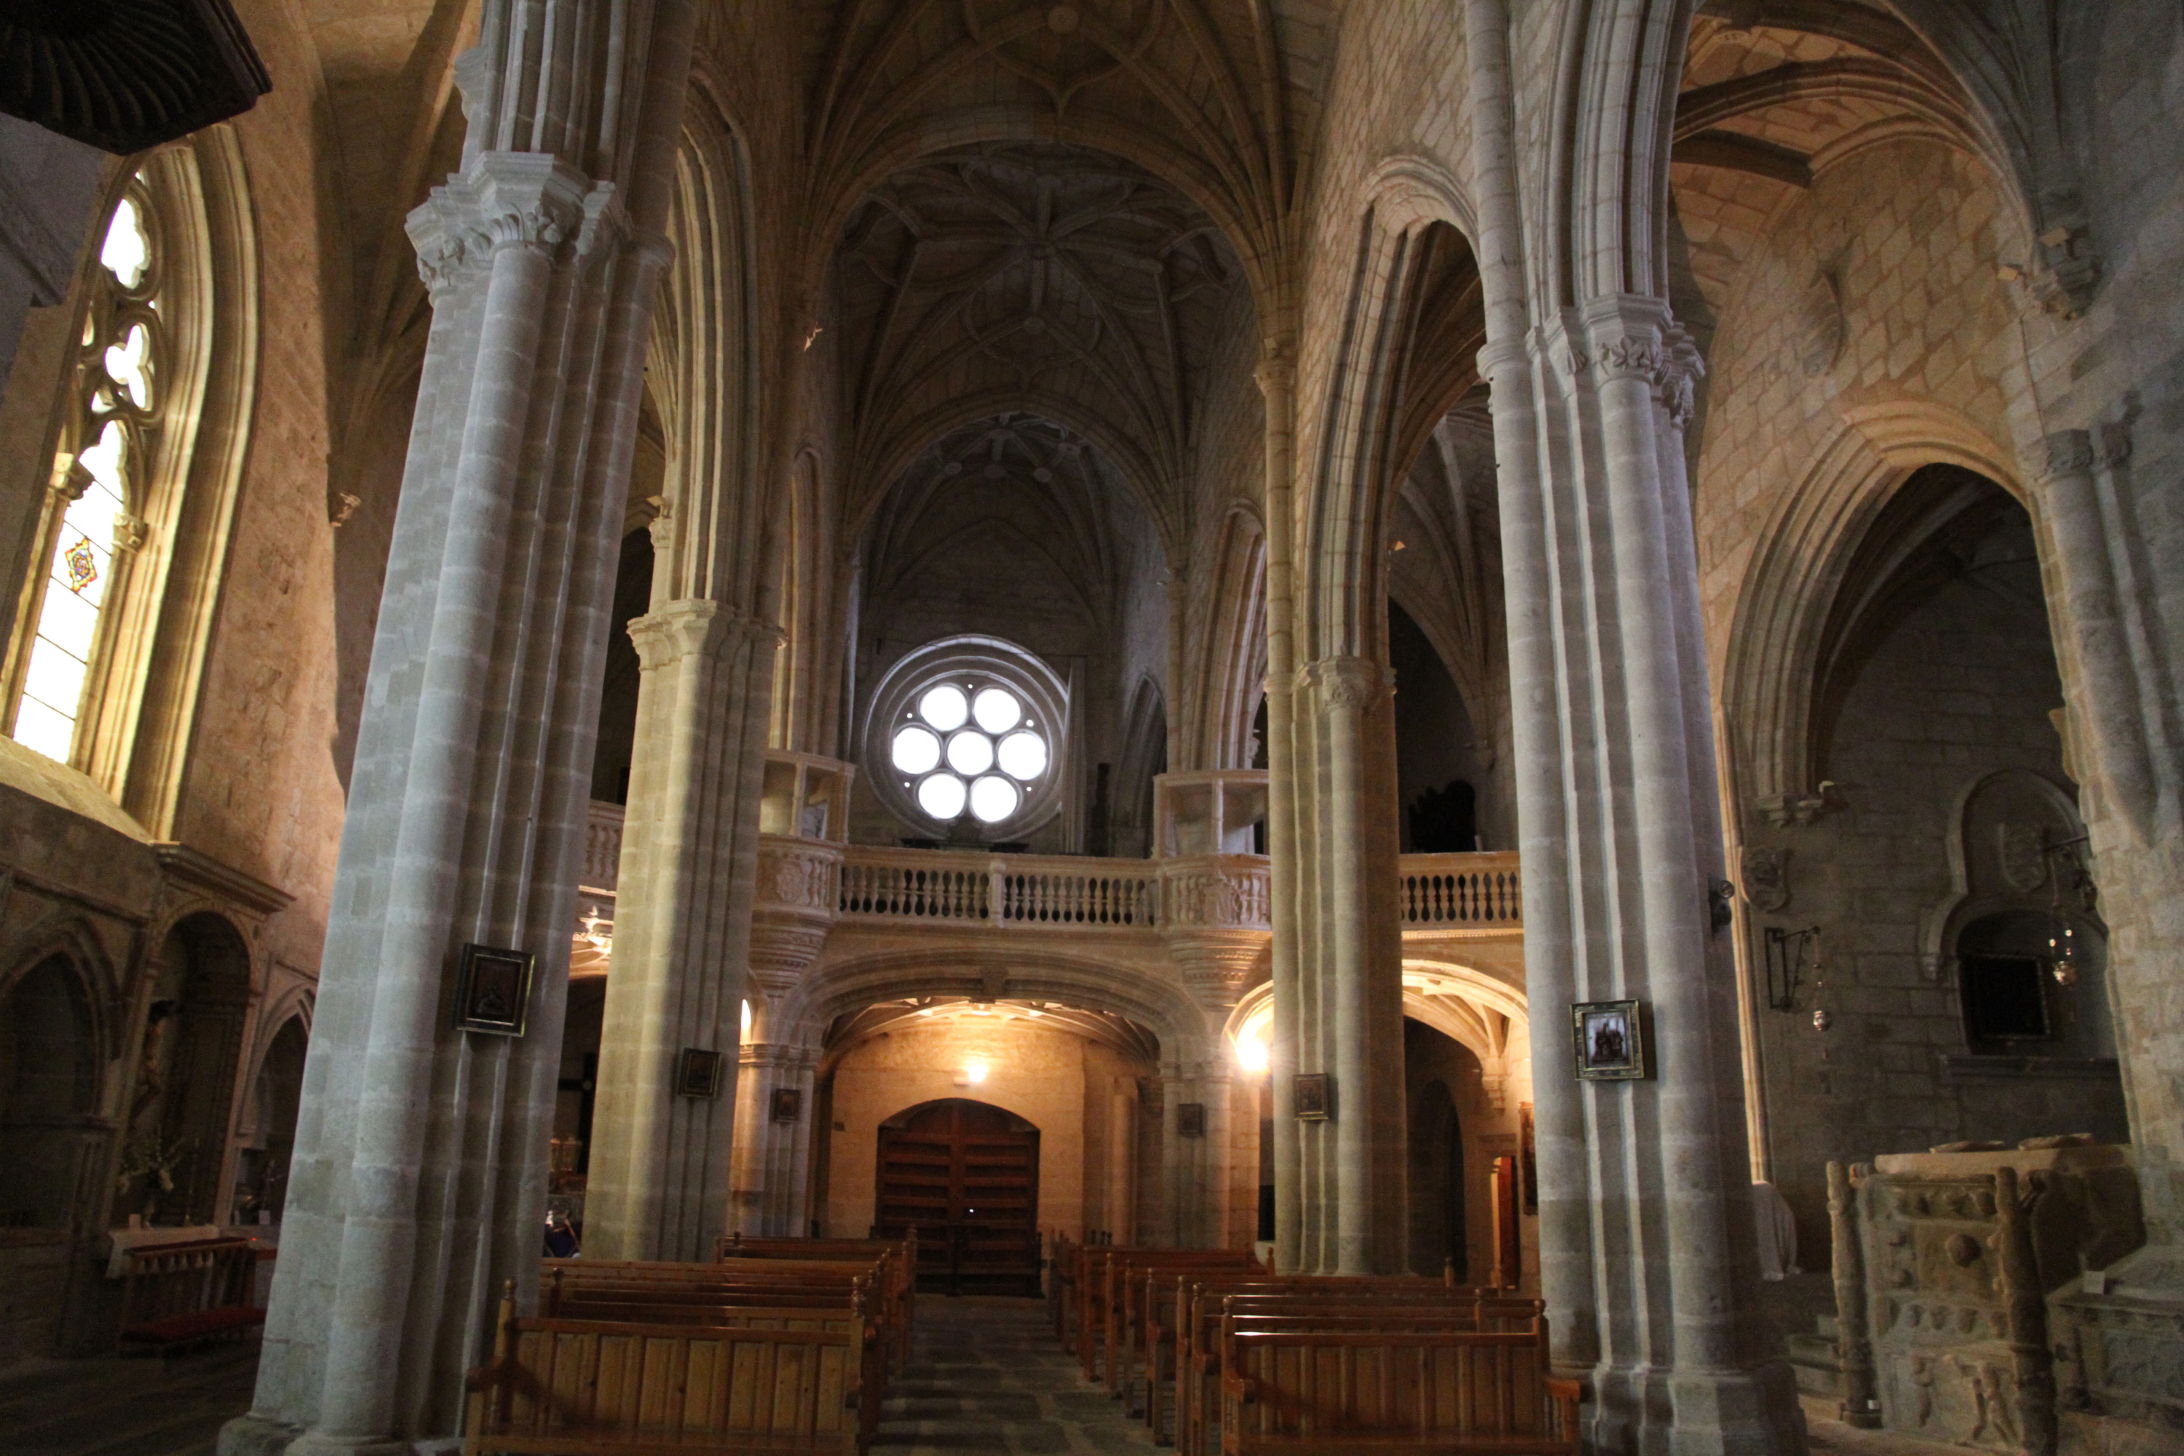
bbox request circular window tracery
[864,637,1068,839]
[890,680,1047,825]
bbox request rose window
[888,680,1051,826]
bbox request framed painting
[676,1047,725,1099]
[452,944,535,1036]
[1177,1102,1206,1137]
[1572,999,1649,1080]
[771,1087,802,1123]
[1292,1072,1332,1120]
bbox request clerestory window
[2,134,256,828]
[10,185,161,763]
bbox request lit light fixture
[579,908,613,955]
[1235,1028,1269,1075]
[963,1061,989,1084]
[740,999,753,1038]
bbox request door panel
[876,1099,1040,1296]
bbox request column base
[219,1418,459,1456]
[1588,1360,1808,1456]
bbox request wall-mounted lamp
[1764,925,1822,1012]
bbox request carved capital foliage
[408,152,616,295]
[1299,655,1389,715]
[627,599,782,671]
[1254,338,1296,397]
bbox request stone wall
[818,1016,1154,1245]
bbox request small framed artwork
[676,1047,725,1099]
[1571,999,1649,1081]
[771,1087,802,1124]
[1177,1102,1206,1138]
[453,944,535,1036]
[1292,1072,1332,1121]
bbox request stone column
[1155,1053,1232,1249]
[584,604,777,1260]
[2033,424,2184,1280]
[222,8,697,1453]
[1295,656,1405,1274]
[1483,295,1801,1452]
[728,1041,819,1237]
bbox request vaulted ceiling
[833,141,1245,529]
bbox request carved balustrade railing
[582,800,625,891]
[834,846,1159,928]
[1397,851,1523,928]
[586,802,1521,937]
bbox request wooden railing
[1398,851,1522,928]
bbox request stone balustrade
[576,804,1522,936]
[1397,850,1523,929]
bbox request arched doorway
[876,1098,1040,1296]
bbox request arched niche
[233,1013,306,1223]
[0,956,103,1231]
[125,910,251,1225]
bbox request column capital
[1297,655,1391,714]
[2038,428,2096,482]
[627,599,782,670]
[408,151,598,294]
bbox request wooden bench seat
[466,1287,874,1456]
[1219,1326,1577,1456]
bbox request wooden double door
[875,1098,1041,1296]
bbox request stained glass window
[9,180,156,764]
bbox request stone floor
[0,1298,1992,1456]
[876,1296,1160,1454]
[0,1340,257,1456]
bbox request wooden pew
[465,1284,869,1456]
[543,1259,891,1446]
[1081,1247,1261,1394]
[1174,1284,1541,1456]
[714,1234,915,1368]
[1218,1322,1579,1455]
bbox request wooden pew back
[1220,1324,1578,1455]
[466,1293,863,1456]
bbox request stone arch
[646,72,767,615]
[1194,503,1266,772]
[1719,401,2028,810]
[1112,677,1168,859]
[778,947,1210,1068]
[132,909,254,1224]
[1297,164,1484,661]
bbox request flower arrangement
[116,1129,193,1198]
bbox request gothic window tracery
[11,179,164,764]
